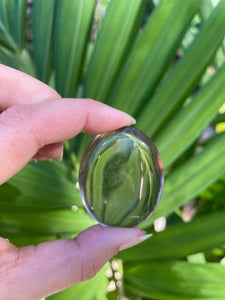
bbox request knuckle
[75,237,98,282]
[81,257,98,282]
[0,104,35,130]
[0,104,39,145]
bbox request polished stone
[79,127,164,227]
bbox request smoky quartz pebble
[79,127,164,227]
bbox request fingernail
[119,233,152,251]
[124,112,136,125]
[57,146,64,161]
[131,117,136,125]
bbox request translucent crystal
[79,127,164,227]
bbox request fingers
[32,143,64,161]
[0,65,135,182]
[0,225,144,299]
[0,64,63,163]
[0,64,60,110]
[0,98,134,184]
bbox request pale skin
[0,64,147,300]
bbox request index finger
[0,98,135,184]
[0,64,63,160]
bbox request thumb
[75,225,146,281]
[0,225,147,300]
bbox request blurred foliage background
[0,0,225,299]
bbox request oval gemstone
[79,127,164,227]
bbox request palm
[0,0,225,299]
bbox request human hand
[0,65,146,300]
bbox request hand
[0,65,145,300]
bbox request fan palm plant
[0,0,225,299]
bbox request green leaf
[8,161,81,208]
[3,0,13,29]
[47,266,108,300]
[200,1,225,68]
[118,210,225,261]
[138,0,225,138]
[83,0,146,102]
[124,261,225,299]
[188,253,206,264]
[142,132,225,226]
[211,112,225,125]
[108,0,201,115]
[199,175,225,203]
[200,0,215,19]
[8,0,26,49]
[0,0,9,29]
[0,201,95,235]
[0,19,17,51]
[32,0,55,82]
[155,62,225,168]
[0,161,96,236]
[0,231,57,247]
[1,1,225,299]
[0,46,36,76]
[54,0,96,97]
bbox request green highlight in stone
[79,127,164,227]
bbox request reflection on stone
[79,127,164,227]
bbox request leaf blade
[138,0,225,137]
[83,0,146,102]
[32,0,55,82]
[54,0,96,97]
[108,0,201,115]
[118,210,225,261]
[142,132,225,226]
[155,63,225,168]
[0,46,36,76]
[47,266,108,300]
[125,261,225,300]
[10,0,26,49]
